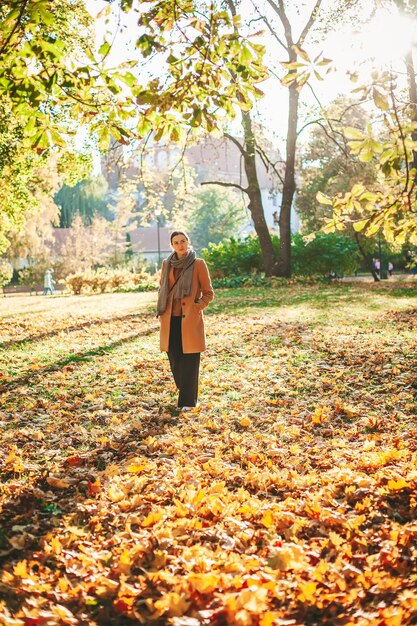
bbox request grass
[1,281,417,625]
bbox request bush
[202,235,279,277]
[64,268,159,295]
[292,232,360,276]
[203,232,360,279]
[0,258,13,287]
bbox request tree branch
[297,119,349,157]
[0,0,29,56]
[255,145,284,186]
[265,0,293,49]
[201,180,248,193]
[224,132,247,157]
[248,0,287,52]
[297,0,322,48]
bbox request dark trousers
[168,316,200,407]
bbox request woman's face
[171,234,189,258]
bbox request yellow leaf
[388,478,409,490]
[342,404,359,418]
[52,605,76,621]
[107,483,125,502]
[261,509,274,528]
[126,462,147,473]
[65,526,87,537]
[240,416,251,428]
[13,560,28,578]
[142,511,162,527]
[316,191,332,206]
[298,581,317,603]
[58,576,70,592]
[206,495,225,516]
[268,543,306,571]
[237,587,269,612]
[50,536,63,554]
[259,612,281,626]
[116,548,132,575]
[312,406,330,424]
[173,499,189,517]
[153,592,190,617]
[188,573,220,594]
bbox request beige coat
[159,258,214,353]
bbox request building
[101,132,300,238]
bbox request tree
[5,150,92,264]
[320,2,417,249]
[297,97,376,232]
[57,213,111,275]
[0,0,137,150]
[0,258,13,287]
[296,96,385,278]
[1,0,268,259]
[56,175,109,228]
[186,186,247,252]
[167,0,324,276]
[1,0,267,147]
[137,159,197,229]
[138,0,351,276]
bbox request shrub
[203,233,360,279]
[202,235,279,277]
[65,272,86,295]
[18,263,53,287]
[292,232,360,276]
[64,268,159,295]
[0,258,13,288]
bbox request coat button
[182,315,185,318]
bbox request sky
[85,0,417,153]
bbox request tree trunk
[241,111,278,275]
[354,232,380,281]
[278,83,298,277]
[405,49,417,171]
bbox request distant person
[374,258,381,276]
[43,269,55,295]
[157,230,214,410]
[388,261,393,277]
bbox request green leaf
[353,219,368,232]
[99,41,111,57]
[240,46,253,63]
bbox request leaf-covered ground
[1,284,417,626]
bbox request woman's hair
[170,230,190,244]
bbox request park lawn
[0,282,417,625]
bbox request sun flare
[354,8,416,65]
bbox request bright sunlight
[353,8,416,65]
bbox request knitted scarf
[157,249,196,317]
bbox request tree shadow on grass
[0,312,155,351]
[208,284,372,315]
[0,320,159,393]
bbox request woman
[157,231,214,409]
